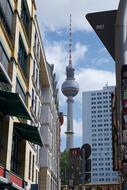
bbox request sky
[36,0,120,151]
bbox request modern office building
[82,85,118,185]
[0,0,62,190]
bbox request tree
[60,150,69,185]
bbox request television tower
[61,14,79,150]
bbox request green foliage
[60,150,69,185]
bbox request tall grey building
[82,85,118,184]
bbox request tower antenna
[69,14,72,65]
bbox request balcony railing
[0,0,13,38]
[0,164,27,189]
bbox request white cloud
[91,58,109,66]
[36,0,119,32]
[72,43,88,66]
[75,68,116,102]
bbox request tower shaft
[66,97,74,150]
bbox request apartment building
[39,63,61,190]
[0,0,62,190]
[82,85,118,185]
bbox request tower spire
[69,14,72,65]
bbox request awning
[14,122,43,146]
[0,90,31,120]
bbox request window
[99,173,104,176]
[35,68,38,86]
[98,115,102,117]
[28,151,32,179]
[32,89,34,109]
[105,168,110,171]
[34,31,40,61]
[99,168,104,171]
[21,0,30,35]
[93,163,97,166]
[0,42,9,72]
[98,143,103,146]
[91,97,96,100]
[99,158,103,161]
[35,96,37,115]
[11,131,21,175]
[97,97,102,100]
[92,148,97,151]
[99,163,103,166]
[18,35,28,78]
[99,178,104,181]
[93,168,97,171]
[93,173,97,176]
[32,155,35,182]
[36,170,38,183]
[105,157,110,161]
[16,78,26,103]
[33,60,35,77]
[0,0,13,36]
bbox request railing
[0,164,27,189]
[10,172,23,187]
[0,165,4,177]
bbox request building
[39,63,61,190]
[82,85,118,185]
[0,0,62,190]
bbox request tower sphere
[61,79,79,97]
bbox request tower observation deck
[61,14,79,150]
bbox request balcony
[0,0,13,39]
[0,164,27,189]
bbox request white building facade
[82,85,118,184]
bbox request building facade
[39,63,61,190]
[82,85,118,185]
[0,0,61,190]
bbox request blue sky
[36,0,119,151]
